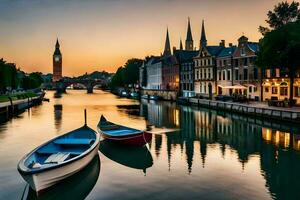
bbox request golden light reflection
[262,128,291,149]
[174,109,180,127]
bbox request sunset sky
[0,0,290,76]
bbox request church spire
[185,17,194,51]
[163,28,171,56]
[180,38,183,50]
[200,20,207,48]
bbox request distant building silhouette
[53,39,62,82]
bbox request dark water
[0,90,300,200]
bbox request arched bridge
[55,78,107,93]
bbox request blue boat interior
[98,115,142,136]
[105,128,141,136]
[24,127,96,169]
[99,121,141,136]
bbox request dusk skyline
[0,0,291,76]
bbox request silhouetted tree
[257,20,300,102]
[109,58,143,89]
[259,1,300,35]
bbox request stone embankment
[189,98,300,123]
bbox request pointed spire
[55,38,60,49]
[180,38,183,50]
[163,28,171,56]
[200,20,207,48]
[185,17,194,51]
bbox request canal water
[0,90,300,200]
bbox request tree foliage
[109,58,143,89]
[257,20,300,101]
[0,59,18,93]
[0,58,43,93]
[259,1,300,35]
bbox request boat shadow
[21,154,101,200]
[99,140,153,172]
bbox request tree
[22,72,43,90]
[259,1,300,35]
[109,67,124,89]
[257,20,300,103]
[0,59,18,92]
[122,58,143,86]
[109,58,143,89]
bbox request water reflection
[22,154,100,200]
[2,90,300,200]
[54,104,62,131]
[99,140,153,174]
[130,100,300,199]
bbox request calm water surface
[0,90,300,200]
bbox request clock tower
[53,39,62,82]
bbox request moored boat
[18,110,100,193]
[97,115,152,146]
[149,95,160,101]
[129,92,139,99]
[141,94,149,100]
[21,155,100,200]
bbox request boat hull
[20,143,100,193]
[101,131,152,146]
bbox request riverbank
[113,88,300,123]
[0,91,45,122]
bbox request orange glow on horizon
[0,0,292,76]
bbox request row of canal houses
[139,19,300,104]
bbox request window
[295,86,300,97]
[254,68,258,80]
[266,69,271,78]
[235,59,239,67]
[276,68,280,77]
[243,68,248,80]
[200,69,203,79]
[280,82,288,96]
[243,58,248,66]
[235,69,239,80]
[208,69,211,79]
[222,70,226,80]
[241,47,246,56]
[249,86,252,93]
[272,87,278,94]
[204,69,207,79]
[254,87,257,92]
[265,87,269,93]
[227,70,231,81]
[218,71,221,80]
[280,87,288,96]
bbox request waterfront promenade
[0,94,44,119]
[189,98,300,123]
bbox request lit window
[272,87,278,94]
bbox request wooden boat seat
[37,149,82,156]
[54,138,95,145]
[44,152,70,164]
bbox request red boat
[97,115,152,146]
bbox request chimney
[229,43,233,47]
[219,40,225,47]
